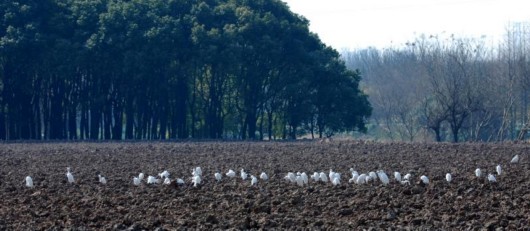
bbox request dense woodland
[0,0,372,140]
[344,22,530,142]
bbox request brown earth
[0,141,529,230]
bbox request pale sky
[282,0,530,50]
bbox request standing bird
[138,173,145,181]
[260,172,268,181]
[147,176,158,184]
[192,175,201,187]
[163,178,171,185]
[420,175,429,184]
[176,178,185,185]
[133,177,141,186]
[403,173,412,181]
[369,172,378,182]
[226,169,236,178]
[214,172,222,182]
[319,172,328,182]
[25,176,34,188]
[159,170,170,179]
[475,168,482,178]
[377,170,390,185]
[251,175,258,186]
[487,174,496,182]
[511,155,520,164]
[301,172,309,185]
[240,169,248,181]
[496,165,502,175]
[332,177,340,186]
[66,167,75,184]
[446,173,452,183]
[98,175,107,184]
[394,172,402,182]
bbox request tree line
[344,23,530,142]
[0,0,371,140]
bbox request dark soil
[0,141,529,230]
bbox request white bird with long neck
[176,178,185,185]
[369,172,378,182]
[356,174,367,184]
[496,165,502,175]
[25,176,34,188]
[377,170,390,185]
[403,173,411,181]
[394,172,402,182]
[511,155,519,163]
[475,168,482,178]
[226,169,236,178]
[66,167,75,184]
[301,172,309,185]
[214,172,222,182]
[159,170,170,179]
[147,176,158,184]
[193,167,202,177]
[98,175,107,184]
[192,175,201,187]
[240,169,248,181]
[311,172,320,181]
[251,175,258,186]
[133,177,141,186]
[349,172,359,183]
[332,177,340,186]
[328,169,336,183]
[446,173,452,183]
[420,175,429,184]
[319,172,328,182]
[285,172,296,183]
[487,173,496,182]
[260,172,268,181]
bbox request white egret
[356,174,367,184]
[319,172,328,182]
[394,172,402,182]
[133,177,141,186]
[311,172,320,181]
[98,175,107,184]
[475,168,482,178]
[138,173,145,181]
[25,176,34,188]
[159,170,170,179]
[446,173,452,183]
[240,169,248,181]
[487,174,496,182]
[420,175,429,184]
[496,165,502,175]
[66,167,75,184]
[163,178,171,185]
[176,178,185,185]
[285,172,296,183]
[214,172,222,182]
[301,172,309,185]
[377,170,390,185]
[192,175,201,187]
[295,175,304,186]
[369,172,378,182]
[511,155,519,163]
[147,176,158,184]
[194,167,202,176]
[260,172,268,181]
[251,175,258,186]
[332,177,340,186]
[226,169,236,178]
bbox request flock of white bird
[23,154,521,189]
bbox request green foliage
[0,0,371,140]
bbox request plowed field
[0,141,529,230]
